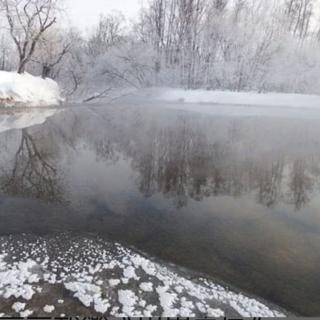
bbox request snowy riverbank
[141,88,320,109]
[0,71,63,107]
[120,88,320,110]
[0,234,286,317]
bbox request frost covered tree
[31,28,70,79]
[86,13,125,58]
[0,34,14,70]
[124,0,320,94]
[0,0,59,73]
[1,0,319,96]
[134,0,285,90]
[285,0,315,38]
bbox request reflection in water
[289,159,314,210]
[95,139,119,164]
[257,159,284,208]
[126,116,319,210]
[0,105,320,315]
[0,129,64,203]
[1,108,319,210]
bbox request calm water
[0,103,320,315]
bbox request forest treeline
[0,0,320,97]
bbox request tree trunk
[42,65,51,79]
[17,59,27,74]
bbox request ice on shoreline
[0,234,286,317]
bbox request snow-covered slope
[156,88,320,109]
[0,71,63,107]
[0,234,286,317]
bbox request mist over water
[0,103,320,315]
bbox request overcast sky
[65,0,145,31]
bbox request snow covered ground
[153,88,320,109]
[0,71,63,107]
[0,234,286,317]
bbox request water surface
[0,102,320,315]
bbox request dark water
[0,103,320,315]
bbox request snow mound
[157,88,320,109]
[0,71,63,107]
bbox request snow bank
[0,71,63,107]
[157,88,320,109]
[0,234,286,317]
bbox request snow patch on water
[118,290,138,316]
[12,302,26,312]
[43,305,55,313]
[140,282,153,292]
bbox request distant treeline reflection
[0,107,319,210]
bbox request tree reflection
[1,129,64,203]
[95,138,119,164]
[0,107,318,211]
[131,118,211,208]
[288,159,313,210]
[257,159,284,208]
[121,114,319,210]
